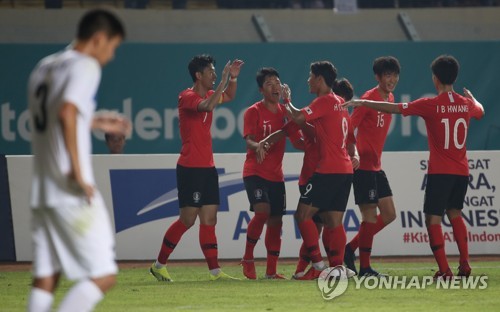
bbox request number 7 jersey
[398,91,484,176]
[28,49,101,209]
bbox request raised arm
[197,60,231,112]
[463,87,485,118]
[343,99,401,114]
[221,59,244,103]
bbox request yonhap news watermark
[317,266,489,300]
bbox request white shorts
[32,193,118,281]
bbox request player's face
[199,64,217,90]
[307,71,319,93]
[94,34,122,66]
[106,134,125,154]
[376,72,399,94]
[259,75,282,104]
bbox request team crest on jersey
[193,192,201,203]
[254,189,263,200]
[368,189,377,200]
[305,107,313,115]
[402,103,408,109]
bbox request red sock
[298,220,322,263]
[243,211,269,260]
[450,216,469,263]
[322,228,332,265]
[349,214,386,251]
[265,224,282,276]
[328,225,346,267]
[359,222,378,269]
[295,242,310,274]
[199,224,219,270]
[157,219,189,264]
[427,224,450,273]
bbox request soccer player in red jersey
[285,61,355,280]
[344,55,485,279]
[344,56,401,277]
[150,55,244,281]
[241,67,303,280]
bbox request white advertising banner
[7,151,500,261]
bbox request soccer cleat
[209,270,241,281]
[240,259,257,280]
[359,266,387,278]
[343,244,358,275]
[265,273,287,280]
[433,268,454,281]
[150,263,173,282]
[291,271,306,280]
[457,261,472,277]
[344,266,357,278]
[295,266,323,280]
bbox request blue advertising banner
[1,42,499,155]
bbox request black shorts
[423,174,469,216]
[299,173,352,213]
[299,184,322,224]
[353,170,393,205]
[244,175,286,216]
[176,165,220,208]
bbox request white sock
[154,260,165,269]
[210,268,221,276]
[57,280,104,312]
[312,261,326,270]
[28,287,54,312]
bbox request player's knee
[93,274,117,294]
[384,211,397,224]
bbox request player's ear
[195,71,203,81]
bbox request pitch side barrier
[5,151,500,261]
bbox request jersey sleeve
[469,98,484,120]
[179,90,204,111]
[243,106,259,139]
[63,57,100,113]
[398,98,431,117]
[301,97,328,122]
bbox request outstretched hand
[342,100,363,108]
[93,110,132,137]
[229,59,244,79]
[463,87,475,101]
[281,83,291,102]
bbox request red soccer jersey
[351,87,394,171]
[177,88,217,168]
[243,101,288,182]
[398,91,483,176]
[283,121,319,186]
[300,93,353,174]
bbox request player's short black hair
[77,9,125,41]
[188,54,215,82]
[431,55,459,85]
[373,56,400,76]
[256,67,280,88]
[105,133,124,142]
[333,78,354,101]
[310,61,337,88]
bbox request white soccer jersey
[28,49,101,209]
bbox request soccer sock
[57,280,104,312]
[157,219,189,265]
[28,287,54,312]
[349,214,386,252]
[243,211,269,260]
[427,224,450,273]
[450,216,469,263]
[265,223,282,276]
[321,228,332,266]
[295,242,310,274]
[298,219,323,263]
[328,225,347,267]
[200,224,219,270]
[359,221,378,269]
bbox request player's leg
[28,208,60,312]
[356,204,379,276]
[264,181,286,279]
[446,175,470,276]
[424,175,453,278]
[241,176,271,279]
[322,210,346,267]
[294,214,322,278]
[51,195,119,311]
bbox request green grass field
[2,260,499,311]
